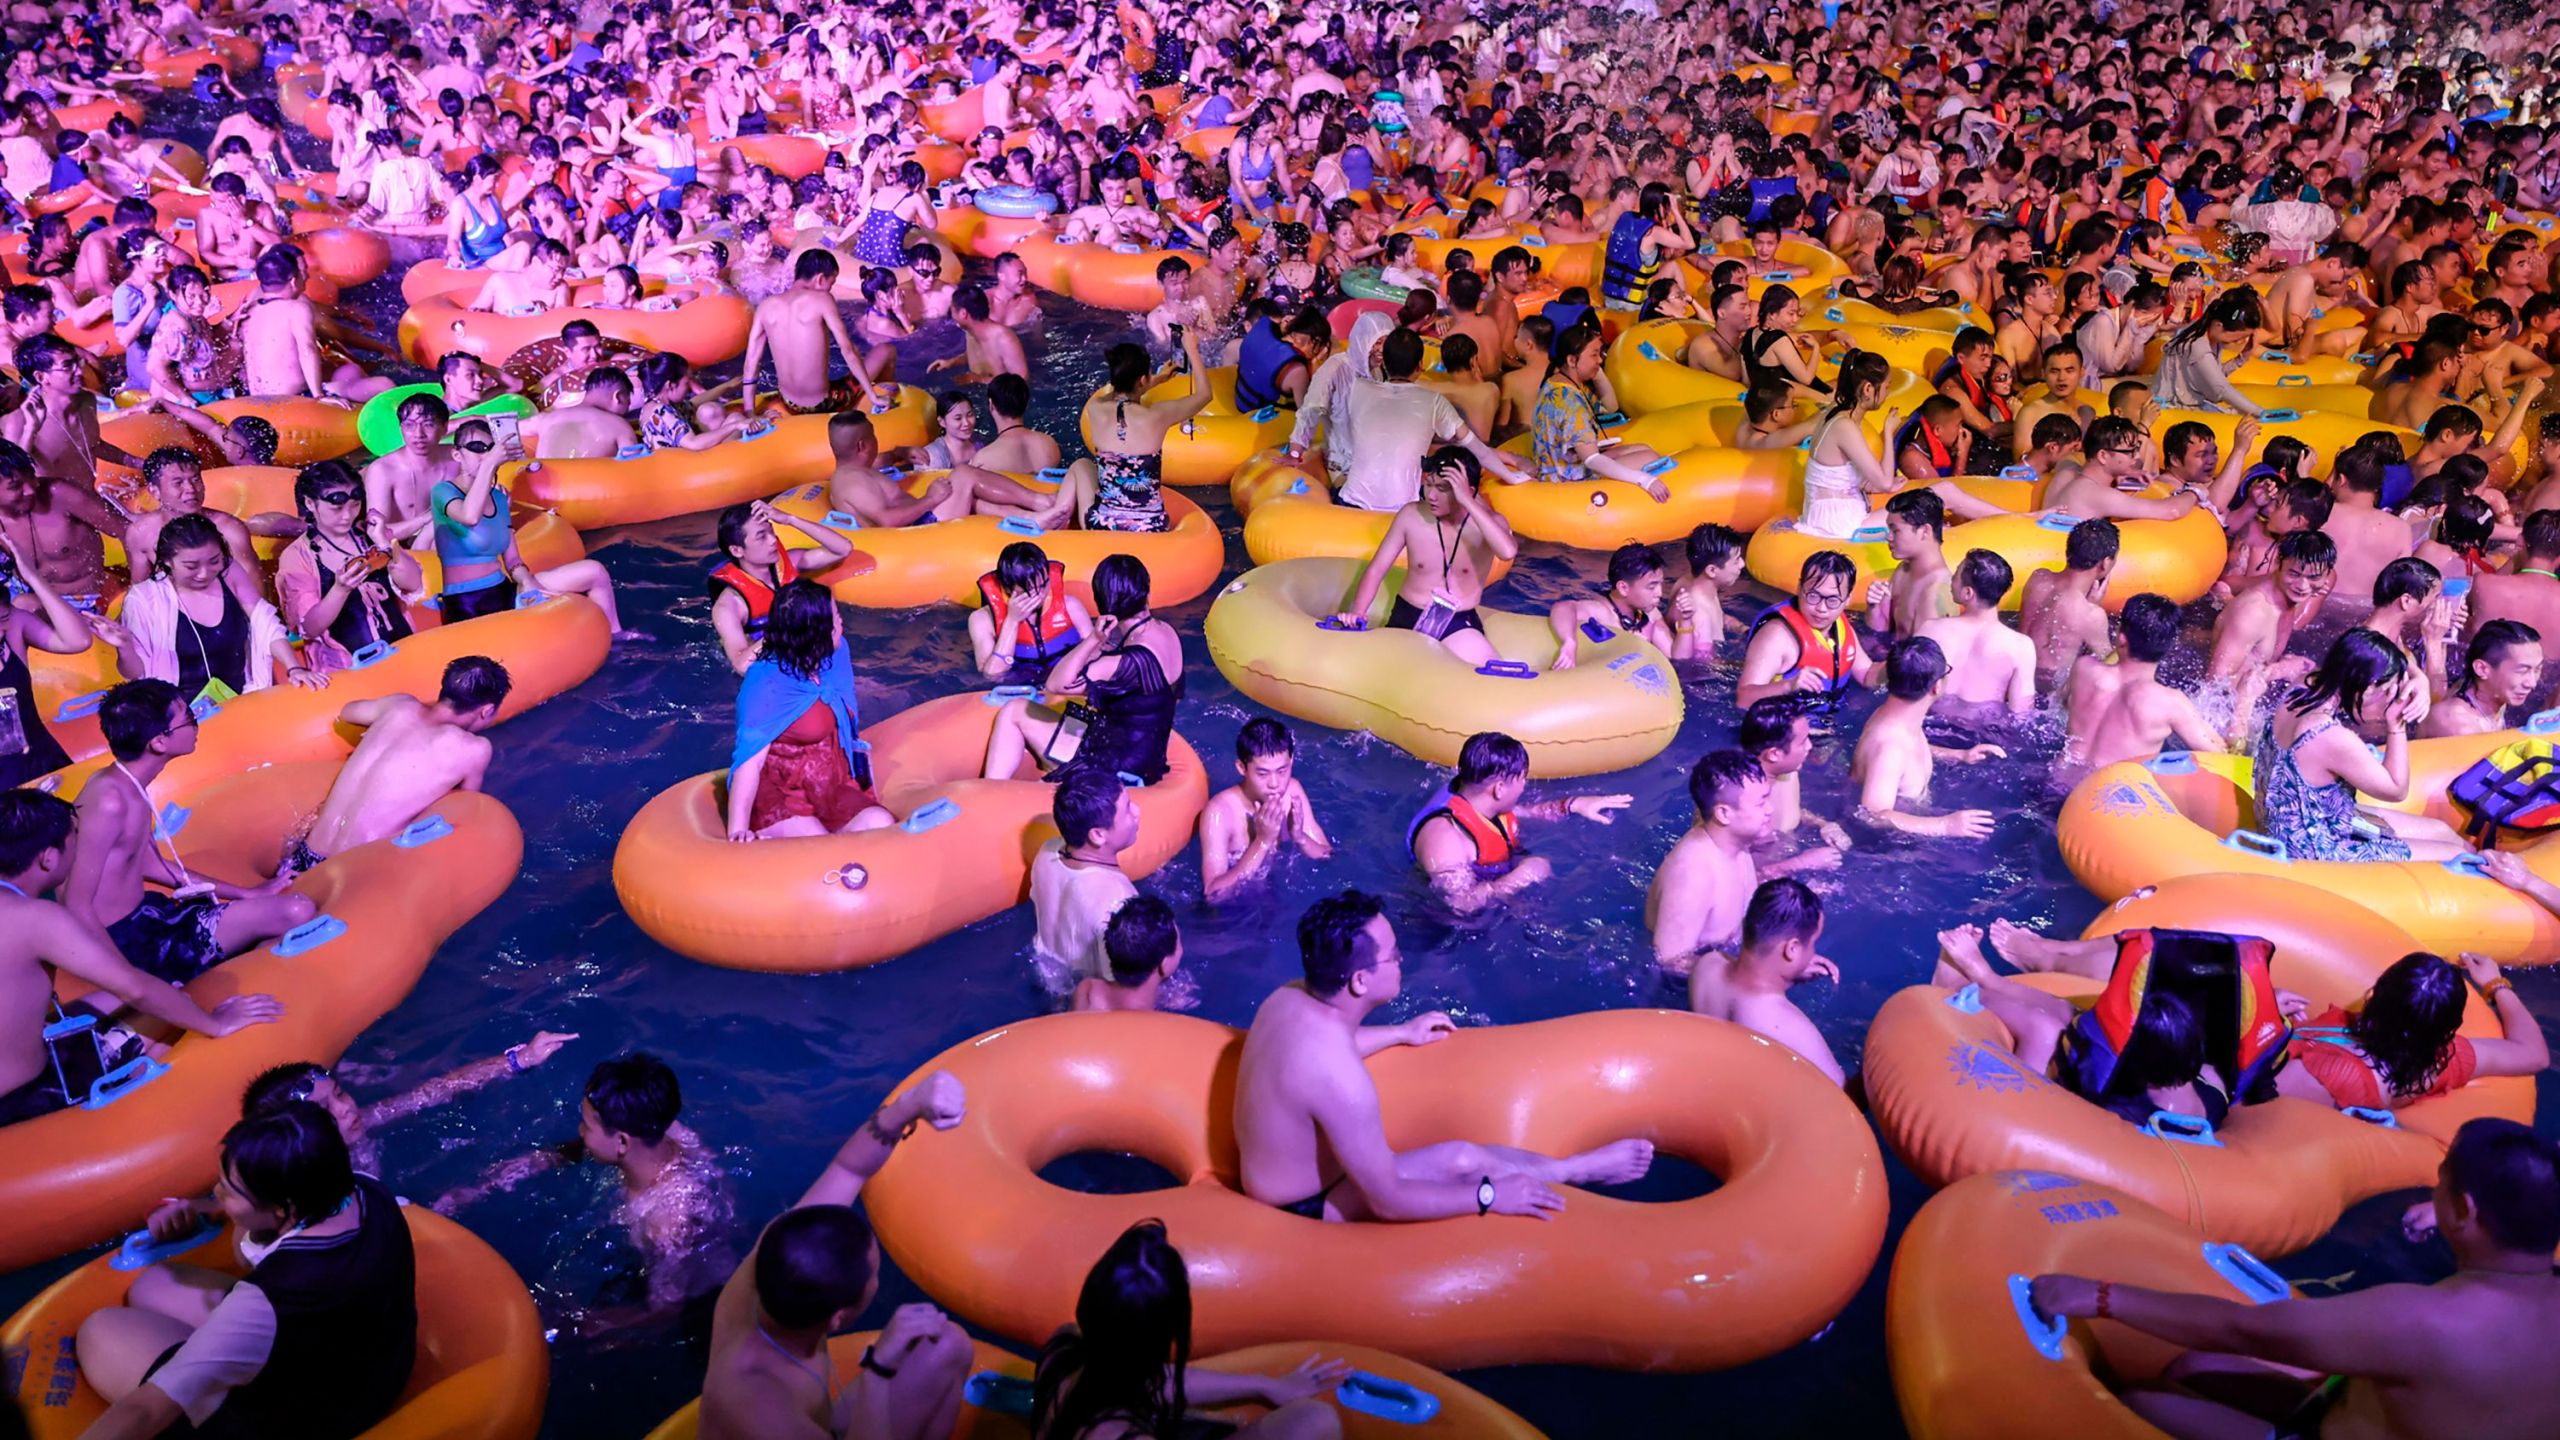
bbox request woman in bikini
[1069,333,1214,534]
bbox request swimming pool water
[6,87,2557,1440]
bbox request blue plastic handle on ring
[869,397,896,415]
[2260,407,2300,423]
[2036,512,2083,531]
[1250,404,1281,422]
[2444,852,2491,879]
[825,510,862,529]
[1596,411,1628,427]
[2342,1104,2400,1129]
[983,685,1037,705]
[512,587,548,609]
[878,466,907,480]
[2201,1242,2288,1303]
[1336,1372,1440,1424]
[1522,234,1547,247]
[2142,1110,2223,1147]
[1850,524,1889,542]
[2526,706,2560,735]
[2258,350,2292,363]
[1035,466,1069,481]
[1825,306,1846,322]
[2278,374,2308,387]
[2146,749,2198,775]
[272,914,348,958]
[2351,352,2376,365]
[1115,771,1145,789]
[1637,340,1666,361]
[1764,270,1792,282]
[53,689,105,722]
[962,1371,1037,1418]
[2221,828,2289,862]
[997,516,1045,537]
[393,814,454,848]
[113,1217,216,1271]
[2176,245,2209,259]
[2011,1274,2067,1361]
[614,442,653,461]
[739,420,777,441]
[1316,615,1370,632]
[346,640,393,670]
[1999,464,2037,481]
[1475,659,1538,679]
[1642,455,1677,476]
[1286,478,1310,495]
[155,804,190,841]
[84,1054,168,1109]
[1946,983,1984,1014]
[900,798,962,834]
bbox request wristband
[2479,975,2515,1003]
[867,1106,920,1146]
[505,1044,525,1074]
[860,1344,899,1380]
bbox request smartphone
[1044,703,1093,765]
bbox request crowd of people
[7,0,2560,1436]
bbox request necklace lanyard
[112,760,195,892]
[754,1325,837,1407]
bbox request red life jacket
[975,560,1081,664]
[707,551,801,636]
[1897,415,1956,476]
[1750,601,1857,695]
[1952,366,2012,422]
[1405,788,1519,873]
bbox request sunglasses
[312,487,360,505]
[456,439,496,454]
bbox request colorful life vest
[1748,601,1857,697]
[1896,415,1956,477]
[1600,211,1658,307]
[706,551,801,637]
[2449,738,2560,846]
[2057,927,2291,1111]
[975,560,1081,664]
[1405,788,1519,876]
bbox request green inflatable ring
[1339,267,1411,303]
[357,384,535,456]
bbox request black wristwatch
[1476,1175,1496,1217]
[860,1344,899,1380]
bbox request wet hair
[988,372,1031,418]
[2064,517,2120,572]
[1741,878,1822,953]
[101,678,187,762]
[2104,990,2208,1118]
[1091,554,1150,619]
[1686,522,1742,575]
[2274,528,2338,574]
[1952,549,2012,607]
[2030,413,2082,452]
[2373,556,2441,609]
[1885,635,1949,700]
[396,390,451,428]
[1052,770,1124,851]
[993,541,1050,594]
[2275,476,2333,531]
[1688,748,1765,819]
[439,656,511,715]
[1738,695,1814,758]
[2289,627,2405,720]
[2438,493,2495,550]
[755,1204,878,1329]
[1237,716,1293,764]
[221,1102,356,1226]
[2348,953,2472,1098]
[1101,896,1180,985]
[1828,350,1890,416]
[241,1061,330,1117]
[2112,593,2179,664]
[0,789,74,876]
[1104,343,1150,395]
[1032,1220,1192,1438]
[793,248,839,284]
[1798,549,1856,596]
[2456,619,2542,701]
[2332,445,2385,496]
[1606,543,1663,589]
[1298,889,1388,998]
[1885,488,1947,540]
[584,1053,681,1146]
[637,351,691,399]
[762,580,841,681]
[2442,1118,2560,1254]
[1453,731,1530,790]
[141,447,201,492]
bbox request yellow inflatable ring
[1229,451,1514,581]
[1078,368,1293,487]
[1205,557,1682,776]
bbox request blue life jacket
[1600,211,1657,306]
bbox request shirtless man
[2369,557,2460,695]
[1234,890,1654,1222]
[279,658,511,879]
[2040,417,2217,525]
[61,681,318,987]
[1055,172,1165,249]
[1918,549,2036,713]
[1852,637,2001,839]
[1410,731,1629,915]
[2259,241,2370,357]
[2326,446,2417,602]
[5,337,145,494]
[823,411,1066,528]
[2065,593,2228,770]
[0,438,121,599]
[1688,879,1845,1086]
[2011,344,2097,454]
[985,252,1041,329]
[193,176,283,278]
[1868,489,1956,642]
[924,284,1027,383]
[2020,518,2117,694]
[363,392,458,552]
[2426,621,2544,738]
[1647,748,1785,977]
[124,449,264,613]
[237,248,384,402]
[464,240,571,317]
[519,368,641,460]
[2208,529,2336,722]
[693,1074,972,1440]
[741,250,890,414]
[1672,522,1748,660]
[1422,333,1499,440]
[2031,1118,2560,1440]
[1331,447,1519,669]
[1548,542,1684,666]
[1198,716,1330,904]
[2469,510,2560,646]
[971,373,1062,475]
[1141,257,1210,354]
[0,790,282,1127]
[1680,284,1752,382]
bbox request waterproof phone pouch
[1409,591,1462,640]
[0,688,27,758]
[1044,701,1095,765]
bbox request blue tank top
[1341,145,1374,195]
[1233,318,1298,411]
[457,194,508,264]
[429,480,513,593]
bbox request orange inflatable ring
[1484,408,1804,548]
[1229,450,1512,581]
[694,131,829,180]
[41,596,611,798]
[864,1009,1886,1371]
[1862,873,2533,1257]
[54,270,338,351]
[6,1205,546,1439]
[276,64,330,136]
[1888,1170,2301,1440]
[399,287,753,368]
[2056,730,2560,963]
[53,98,143,131]
[1051,235,1189,311]
[0,767,521,1270]
[767,475,1226,609]
[286,211,394,287]
[1075,368,1293,487]
[99,396,363,468]
[506,391,933,530]
[397,260,653,308]
[645,1331,1543,1440]
[614,690,1207,972]
[1743,488,2228,612]
[145,34,263,88]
